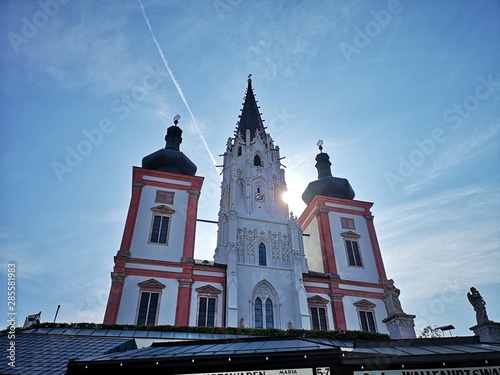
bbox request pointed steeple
[302,141,355,204]
[236,75,267,143]
[142,115,197,176]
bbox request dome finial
[173,114,180,126]
[317,139,323,153]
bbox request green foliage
[30,322,389,341]
[417,325,443,338]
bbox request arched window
[265,299,274,328]
[258,243,267,266]
[254,154,262,167]
[254,297,274,329]
[238,145,242,156]
[252,281,278,329]
[255,297,263,328]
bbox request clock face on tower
[255,193,264,202]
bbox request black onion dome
[142,123,197,176]
[301,151,355,205]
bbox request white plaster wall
[188,281,225,327]
[342,295,389,334]
[130,184,188,262]
[116,275,179,325]
[329,212,379,283]
[302,216,323,273]
[235,264,303,329]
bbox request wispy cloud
[403,121,500,195]
[2,2,147,95]
[378,184,500,304]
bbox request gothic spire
[236,75,267,143]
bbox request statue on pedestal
[385,279,404,315]
[467,287,490,325]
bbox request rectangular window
[346,240,363,267]
[197,297,216,327]
[150,215,169,244]
[136,292,159,325]
[341,217,356,230]
[359,310,376,332]
[310,307,328,330]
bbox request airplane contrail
[138,0,221,176]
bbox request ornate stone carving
[177,278,194,288]
[256,285,270,299]
[245,229,254,256]
[111,272,127,283]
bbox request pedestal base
[470,321,500,343]
[382,313,417,339]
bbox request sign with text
[354,366,500,375]
[179,369,314,375]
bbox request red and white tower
[299,143,415,337]
[103,116,225,326]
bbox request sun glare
[281,191,290,204]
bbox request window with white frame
[149,205,175,245]
[307,295,329,331]
[354,299,378,332]
[195,285,221,327]
[136,279,165,325]
[341,231,363,267]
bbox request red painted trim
[331,299,346,330]
[182,191,200,260]
[124,257,226,269]
[175,280,193,326]
[365,215,388,282]
[316,209,338,275]
[305,286,384,299]
[175,264,196,326]
[103,277,125,324]
[133,166,204,192]
[124,267,225,282]
[103,257,128,324]
[299,196,374,228]
[303,276,385,289]
[118,170,144,254]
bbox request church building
[103,77,415,338]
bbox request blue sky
[1,0,499,336]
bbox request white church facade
[103,78,415,337]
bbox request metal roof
[343,336,500,364]
[69,336,346,365]
[0,329,135,375]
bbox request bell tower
[214,77,309,329]
[103,116,211,326]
